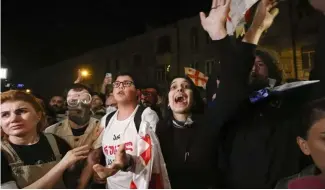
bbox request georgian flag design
[129,121,171,189]
[226,0,259,35]
[184,67,208,88]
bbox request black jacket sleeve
[206,36,256,132]
[200,36,256,188]
[310,15,325,99]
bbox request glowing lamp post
[81,69,89,77]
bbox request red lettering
[103,142,134,156]
[103,146,109,155]
[125,142,133,152]
[109,146,115,155]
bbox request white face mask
[106,106,117,114]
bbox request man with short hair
[47,95,66,125]
[100,94,118,128]
[105,93,117,109]
[91,93,106,119]
[45,83,103,188]
[93,72,169,189]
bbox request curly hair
[255,49,283,85]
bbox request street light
[26,89,31,93]
[80,69,89,77]
[0,68,8,79]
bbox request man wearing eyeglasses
[92,72,168,189]
[45,83,104,188]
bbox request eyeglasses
[112,81,134,88]
[67,93,92,107]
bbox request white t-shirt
[102,105,159,189]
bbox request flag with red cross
[184,67,209,88]
[129,121,170,189]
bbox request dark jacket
[156,36,256,188]
[156,115,220,189]
[218,82,316,189]
[275,165,320,189]
[310,15,325,99]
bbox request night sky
[2,0,211,80]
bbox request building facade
[22,0,321,98]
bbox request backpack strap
[105,105,145,131]
[105,111,117,128]
[134,105,146,132]
[44,133,62,161]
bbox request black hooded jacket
[156,36,256,188]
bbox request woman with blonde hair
[1,90,90,189]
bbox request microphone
[288,176,325,189]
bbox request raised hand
[93,144,130,179]
[199,0,231,40]
[251,0,279,32]
[243,0,279,44]
[92,164,119,179]
[60,145,90,169]
[74,69,83,84]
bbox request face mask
[68,103,91,126]
[106,106,117,114]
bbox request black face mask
[67,103,91,126]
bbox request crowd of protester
[1,0,325,188]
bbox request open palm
[252,0,279,31]
[200,0,231,36]
[93,144,129,179]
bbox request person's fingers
[199,12,206,24]
[270,8,279,18]
[93,164,117,178]
[219,0,226,6]
[72,145,90,152]
[93,164,104,171]
[225,0,231,7]
[74,150,90,156]
[267,0,278,11]
[75,155,88,162]
[212,0,218,8]
[271,1,278,8]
